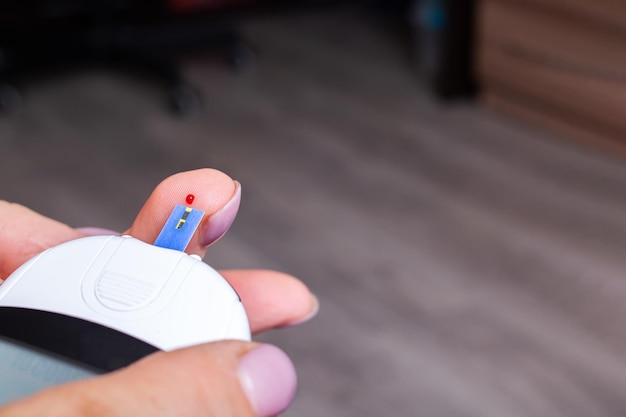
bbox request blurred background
[2,1,626,416]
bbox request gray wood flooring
[2,8,626,417]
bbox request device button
[95,270,160,311]
[83,237,189,313]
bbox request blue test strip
[154,205,205,252]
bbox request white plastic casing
[0,236,250,351]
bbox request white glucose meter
[0,205,250,405]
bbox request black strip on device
[0,307,158,372]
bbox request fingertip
[199,180,241,247]
[75,227,119,236]
[238,344,297,417]
[281,293,319,327]
[222,270,318,333]
[125,169,238,255]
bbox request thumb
[0,342,297,417]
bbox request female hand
[0,168,318,417]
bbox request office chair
[0,0,257,116]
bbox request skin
[0,168,316,417]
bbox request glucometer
[0,205,250,406]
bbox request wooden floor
[2,8,626,417]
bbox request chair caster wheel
[227,43,256,73]
[0,84,23,114]
[168,84,201,117]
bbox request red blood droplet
[186,194,195,204]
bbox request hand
[0,169,318,417]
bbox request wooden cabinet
[476,0,626,153]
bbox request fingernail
[283,294,320,327]
[238,344,297,417]
[200,181,241,247]
[76,227,120,236]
